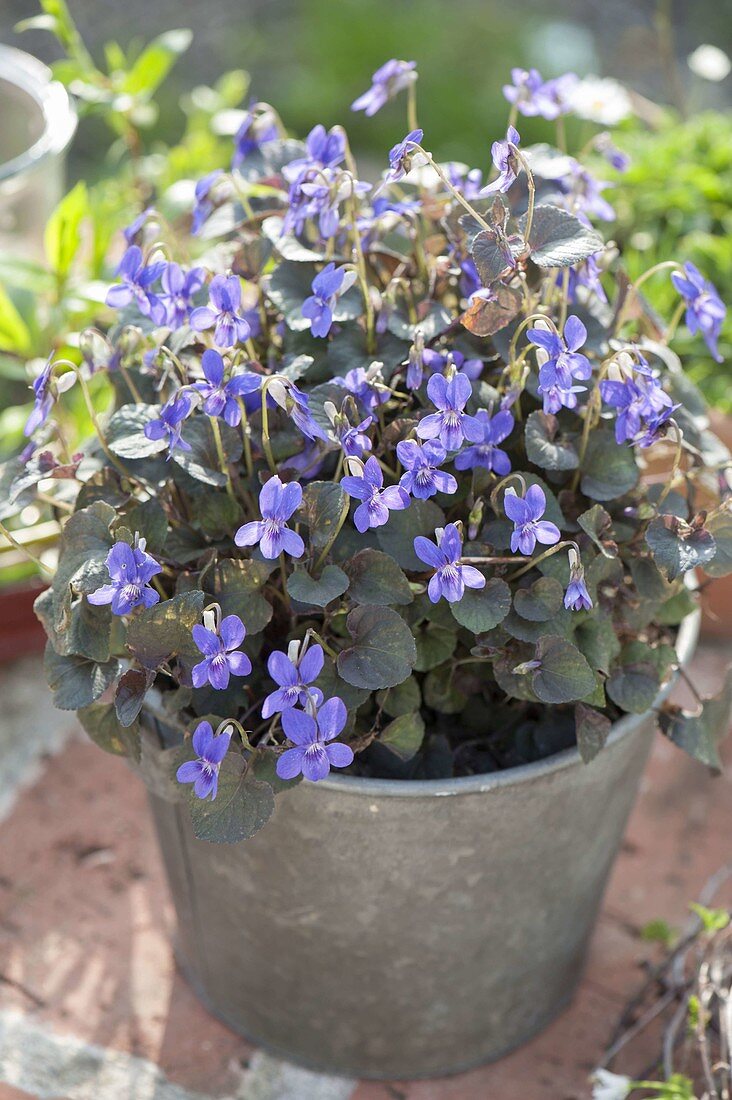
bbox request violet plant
[5,57,732,843]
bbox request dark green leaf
[123,498,168,553]
[450,577,511,633]
[77,702,141,759]
[287,565,349,607]
[44,643,119,711]
[343,548,413,606]
[525,411,579,471]
[659,666,731,772]
[268,262,362,330]
[298,481,348,551]
[173,418,243,487]
[705,511,732,578]
[376,676,421,718]
[577,504,618,558]
[513,576,564,622]
[189,755,275,843]
[380,712,425,760]
[574,703,611,764]
[337,605,416,690]
[532,635,595,704]
[377,499,444,570]
[580,431,639,501]
[414,622,458,672]
[522,204,603,268]
[108,404,167,459]
[574,614,621,674]
[646,514,716,581]
[115,668,154,727]
[422,663,467,713]
[316,659,370,711]
[208,558,274,634]
[127,591,205,669]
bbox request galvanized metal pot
[145,611,699,1079]
[0,45,76,258]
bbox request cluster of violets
[26,57,729,800]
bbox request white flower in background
[568,76,633,125]
[591,1068,633,1100]
[688,45,731,82]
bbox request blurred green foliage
[611,111,732,413]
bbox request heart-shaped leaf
[287,564,349,607]
[581,431,639,501]
[513,576,564,622]
[659,666,731,772]
[450,577,512,633]
[337,605,416,690]
[521,205,603,268]
[525,410,579,471]
[646,514,717,581]
[78,701,141,760]
[115,668,155,727]
[532,635,595,704]
[298,480,348,551]
[127,591,205,669]
[108,404,167,459]
[344,548,413,606]
[704,510,732,578]
[44,644,120,711]
[380,712,425,760]
[189,755,275,843]
[577,503,618,559]
[574,703,611,764]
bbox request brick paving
[0,644,729,1100]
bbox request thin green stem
[210,416,236,500]
[313,494,351,573]
[515,150,536,244]
[508,540,573,582]
[305,628,338,662]
[0,520,54,577]
[417,149,492,232]
[614,260,683,336]
[259,380,278,474]
[407,80,418,133]
[347,184,376,354]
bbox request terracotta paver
[0,644,730,1099]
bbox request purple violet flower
[159,263,206,329]
[191,170,223,235]
[413,523,486,604]
[481,126,521,195]
[416,372,483,452]
[232,105,279,168]
[123,206,155,244]
[527,316,592,415]
[504,485,561,556]
[351,59,417,116]
[600,365,675,446]
[235,475,305,559]
[454,408,514,474]
[564,566,593,612]
[671,262,726,363]
[284,124,346,180]
[339,365,390,413]
[502,68,547,117]
[341,455,410,533]
[397,439,457,499]
[87,538,162,615]
[383,129,424,186]
[105,245,166,323]
[24,354,55,437]
[190,274,252,348]
[301,263,356,338]
[276,696,353,782]
[194,349,261,426]
[411,348,483,389]
[262,642,324,718]
[176,721,231,800]
[144,390,193,454]
[192,613,252,690]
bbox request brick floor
[0,645,730,1099]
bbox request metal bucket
[0,45,77,257]
[146,610,699,1079]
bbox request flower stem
[418,149,492,232]
[515,150,537,244]
[259,381,278,474]
[508,540,573,581]
[0,519,54,577]
[407,80,419,133]
[347,185,376,354]
[313,493,351,573]
[614,259,683,336]
[210,416,236,501]
[305,627,338,661]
